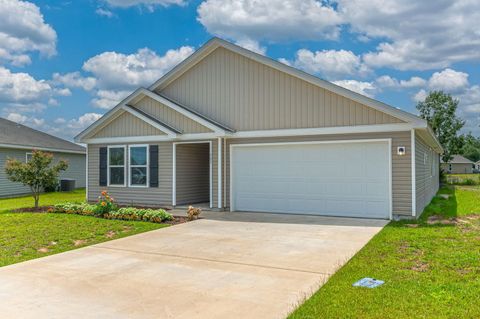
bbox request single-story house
[0,117,86,198]
[475,160,480,171]
[76,37,442,220]
[441,155,474,174]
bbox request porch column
[217,137,222,209]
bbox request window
[449,164,452,172]
[25,153,32,163]
[129,145,149,187]
[108,146,126,186]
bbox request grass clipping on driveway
[289,186,480,319]
[0,189,166,267]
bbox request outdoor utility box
[60,179,76,192]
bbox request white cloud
[376,75,426,89]
[400,76,426,88]
[234,38,266,55]
[0,0,57,66]
[65,113,103,130]
[103,0,185,9]
[82,46,194,90]
[6,112,27,123]
[91,89,131,109]
[52,72,97,91]
[58,46,194,109]
[413,89,427,103]
[6,112,44,128]
[288,49,367,80]
[428,68,469,92]
[0,66,51,103]
[95,8,115,18]
[337,0,480,70]
[332,80,376,98]
[197,0,342,52]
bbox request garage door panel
[231,141,391,219]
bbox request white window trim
[128,144,149,188]
[107,145,126,187]
[25,152,32,163]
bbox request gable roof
[75,88,232,142]
[150,37,426,126]
[441,155,474,164]
[0,117,85,154]
[76,37,442,153]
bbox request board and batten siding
[159,47,404,132]
[87,143,172,207]
[91,111,166,138]
[415,133,440,216]
[175,143,210,205]
[222,131,413,216]
[134,96,213,134]
[0,148,85,198]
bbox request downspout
[224,137,227,209]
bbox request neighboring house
[76,38,442,220]
[0,118,86,198]
[441,155,474,174]
[476,160,480,171]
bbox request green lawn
[289,186,480,319]
[446,173,480,185]
[0,189,166,267]
[0,188,86,212]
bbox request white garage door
[230,141,391,219]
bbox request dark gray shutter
[99,147,107,186]
[149,145,159,187]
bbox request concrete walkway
[0,212,387,319]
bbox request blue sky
[1,0,479,140]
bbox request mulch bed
[9,206,194,225]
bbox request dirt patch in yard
[11,206,52,213]
[73,239,88,246]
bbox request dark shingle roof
[0,117,85,153]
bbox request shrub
[186,206,202,221]
[50,202,100,216]
[104,207,173,223]
[95,190,117,217]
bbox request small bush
[105,207,173,223]
[186,206,202,221]
[95,190,117,217]
[462,178,476,185]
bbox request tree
[5,150,68,208]
[416,91,465,162]
[460,133,480,162]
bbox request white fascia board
[121,105,177,137]
[139,89,225,134]
[83,123,424,145]
[0,143,85,154]
[231,123,423,139]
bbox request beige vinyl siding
[222,131,413,216]
[92,112,166,138]
[160,47,404,131]
[0,148,85,198]
[87,143,172,207]
[441,163,473,174]
[175,143,210,205]
[415,133,440,216]
[134,96,213,134]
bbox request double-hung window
[108,146,126,186]
[129,145,149,187]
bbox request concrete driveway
[0,212,387,319]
